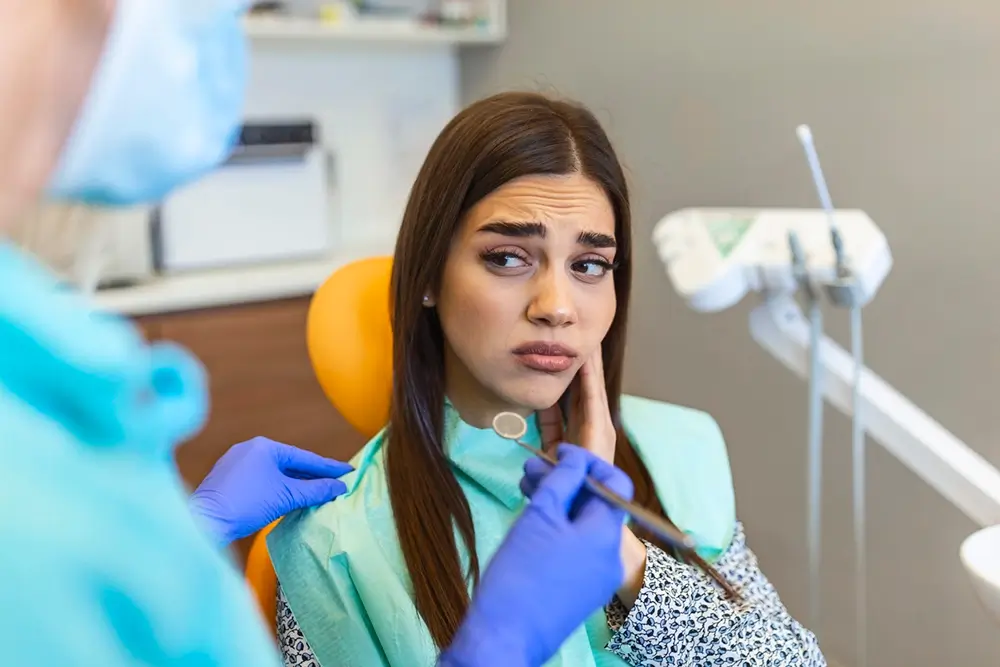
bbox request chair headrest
[307,256,393,439]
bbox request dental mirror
[492,411,528,441]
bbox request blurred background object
[9,203,111,293]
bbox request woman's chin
[500,378,571,413]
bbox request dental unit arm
[653,202,1000,638]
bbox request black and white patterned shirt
[605,523,824,665]
[276,523,825,666]
[277,586,319,667]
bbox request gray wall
[462,2,1000,665]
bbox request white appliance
[100,206,156,287]
[155,120,331,273]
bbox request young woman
[268,92,826,667]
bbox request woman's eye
[573,258,614,278]
[483,251,529,269]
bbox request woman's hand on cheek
[540,349,616,463]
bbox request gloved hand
[440,445,633,667]
[189,437,353,546]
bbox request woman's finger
[593,348,610,412]
[580,349,609,425]
[576,348,616,462]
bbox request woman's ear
[422,293,435,307]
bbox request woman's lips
[514,353,575,373]
[512,342,578,373]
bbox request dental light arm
[748,295,1000,528]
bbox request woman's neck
[445,388,532,430]
[443,350,530,430]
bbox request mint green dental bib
[268,395,736,667]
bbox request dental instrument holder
[824,227,862,308]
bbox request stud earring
[422,294,433,306]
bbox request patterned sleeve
[604,523,826,666]
[276,585,320,667]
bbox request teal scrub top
[0,243,281,666]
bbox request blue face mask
[47,0,251,206]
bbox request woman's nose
[526,271,577,327]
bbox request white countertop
[93,244,393,317]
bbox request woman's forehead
[461,174,615,238]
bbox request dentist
[0,3,633,667]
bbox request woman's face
[433,173,618,426]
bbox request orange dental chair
[243,255,394,633]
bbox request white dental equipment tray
[653,208,893,313]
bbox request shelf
[93,240,395,317]
[244,16,505,45]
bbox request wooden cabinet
[139,297,367,562]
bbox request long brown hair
[387,91,734,651]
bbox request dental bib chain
[795,125,868,667]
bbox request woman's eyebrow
[476,220,546,238]
[579,230,617,249]
[477,220,616,248]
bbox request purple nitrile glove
[189,436,353,546]
[439,445,633,667]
